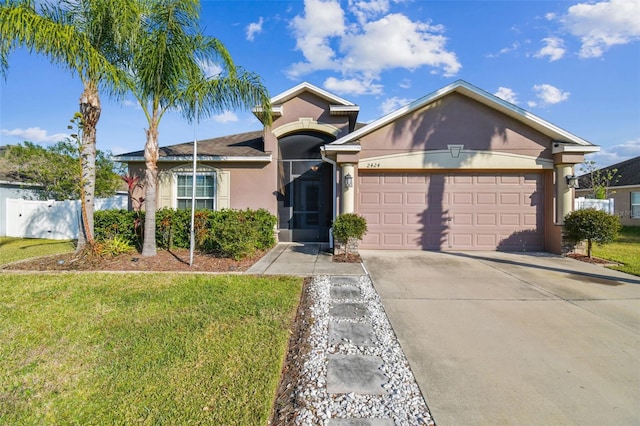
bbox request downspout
[321,146,337,249]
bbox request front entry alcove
[277,131,334,242]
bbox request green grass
[0,237,75,265]
[592,226,640,276]
[0,273,302,425]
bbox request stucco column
[341,163,355,214]
[556,163,573,224]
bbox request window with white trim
[176,173,215,210]
[632,192,640,218]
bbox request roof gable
[271,82,356,106]
[331,80,596,148]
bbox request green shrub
[333,213,367,255]
[204,209,259,260]
[564,208,621,258]
[95,208,276,259]
[94,210,139,245]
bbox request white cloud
[486,42,521,58]
[211,111,239,123]
[586,138,640,166]
[1,127,68,143]
[289,0,346,77]
[323,76,383,95]
[494,87,519,104]
[528,84,570,107]
[288,0,461,87]
[246,17,264,41]
[398,78,411,89]
[198,59,223,78]
[341,13,460,77]
[560,0,640,58]
[349,0,391,24]
[379,96,412,115]
[535,37,566,61]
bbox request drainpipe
[321,147,337,249]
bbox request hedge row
[94,208,277,260]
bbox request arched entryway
[277,131,334,242]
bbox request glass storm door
[292,173,323,241]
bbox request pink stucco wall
[358,93,553,160]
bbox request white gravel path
[293,275,434,425]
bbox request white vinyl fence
[574,197,615,214]
[4,196,127,239]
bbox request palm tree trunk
[141,109,159,257]
[77,80,100,252]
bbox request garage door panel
[383,192,403,205]
[361,192,380,205]
[476,213,497,226]
[477,193,497,204]
[453,192,473,205]
[407,192,426,204]
[383,212,403,225]
[362,212,380,225]
[500,214,520,226]
[406,212,424,225]
[358,172,544,250]
[453,213,473,226]
[384,175,403,184]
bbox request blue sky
[1,0,639,168]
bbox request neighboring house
[1,146,127,238]
[114,80,599,253]
[576,156,640,226]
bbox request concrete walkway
[246,243,366,276]
[361,250,640,426]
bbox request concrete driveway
[360,250,640,425]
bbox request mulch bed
[269,277,314,425]
[332,252,362,263]
[566,253,618,266]
[2,248,264,272]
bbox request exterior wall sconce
[344,173,354,188]
[566,175,579,189]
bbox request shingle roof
[113,130,268,161]
[577,156,640,188]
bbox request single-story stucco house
[576,156,640,226]
[114,80,600,253]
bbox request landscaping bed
[2,247,265,272]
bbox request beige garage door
[358,172,544,250]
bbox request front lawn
[0,237,74,265]
[592,226,640,276]
[0,273,302,424]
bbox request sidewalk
[246,243,366,276]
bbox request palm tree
[127,0,271,257]
[0,0,136,251]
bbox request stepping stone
[330,285,361,299]
[330,302,367,319]
[327,354,387,395]
[329,419,395,426]
[329,321,378,346]
[331,276,360,286]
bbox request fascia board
[112,155,272,163]
[271,82,356,106]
